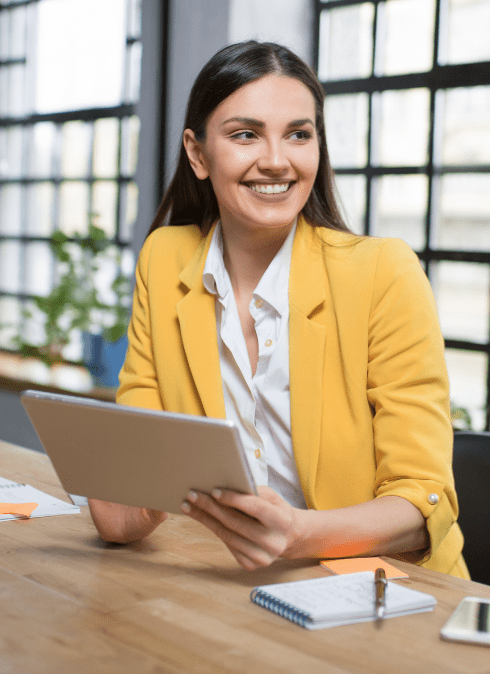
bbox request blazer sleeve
[366,238,457,565]
[117,233,163,411]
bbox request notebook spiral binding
[250,588,311,627]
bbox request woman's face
[184,74,320,238]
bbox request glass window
[59,181,89,236]
[432,261,490,344]
[373,88,430,166]
[318,4,374,81]
[324,93,369,168]
[92,181,118,237]
[93,118,119,179]
[335,175,366,235]
[25,182,54,236]
[436,86,490,166]
[23,241,52,296]
[445,349,488,431]
[34,0,127,113]
[376,0,435,76]
[441,0,490,65]
[435,173,490,251]
[0,184,22,234]
[372,174,428,250]
[316,0,490,429]
[61,121,92,179]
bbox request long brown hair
[148,41,350,236]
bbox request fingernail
[181,501,191,513]
[187,490,198,503]
[212,489,222,499]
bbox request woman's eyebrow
[220,116,315,128]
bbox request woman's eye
[231,131,256,140]
[290,130,313,141]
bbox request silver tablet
[21,390,256,514]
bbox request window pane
[377,0,435,75]
[93,118,119,178]
[0,296,21,349]
[324,93,369,168]
[6,63,25,116]
[432,261,490,343]
[435,173,490,251]
[0,125,23,178]
[372,174,427,250]
[318,4,374,81]
[120,115,140,175]
[0,11,8,60]
[119,181,138,242]
[0,184,22,234]
[9,4,27,58]
[25,182,54,236]
[0,240,21,292]
[373,88,430,166]
[442,0,490,65]
[128,0,142,37]
[445,348,488,431]
[26,122,56,178]
[23,241,52,297]
[0,68,7,117]
[35,0,127,113]
[92,180,117,237]
[61,121,91,178]
[437,86,490,165]
[59,181,89,235]
[334,175,366,234]
[125,41,142,103]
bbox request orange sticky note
[320,557,409,579]
[0,502,38,518]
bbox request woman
[88,41,468,578]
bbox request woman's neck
[221,220,295,298]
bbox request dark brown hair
[148,40,350,236]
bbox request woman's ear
[183,129,209,180]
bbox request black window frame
[313,0,490,431]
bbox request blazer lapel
[177,225,226,419]
[289,219,327,507]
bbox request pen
[375,567,387,620]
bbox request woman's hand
[180,486,309,570]
[180,489,430,570]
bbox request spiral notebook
[250,571,436,630]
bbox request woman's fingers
[181,496,276,568]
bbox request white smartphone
[440,597,490,646]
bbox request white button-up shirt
[202,222,307,509]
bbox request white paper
[0,476,80,520]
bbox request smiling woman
[88,41,469,580]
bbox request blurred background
[0,0,489,450]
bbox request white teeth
[249,183,290,194]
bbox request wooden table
[1,440,489,674]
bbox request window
[314,0,490,430]
[0,0,141,362]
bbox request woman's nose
[256,140,290,172]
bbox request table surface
[1,440,490,674]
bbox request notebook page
[255,572,435,622]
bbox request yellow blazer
[118,217,467,577]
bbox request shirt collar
[202,218,297,316]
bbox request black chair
[452,431,490,585]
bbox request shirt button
[427,493,439,505]
[264,339,272,347]
[254,449,261,459]
[255,299,263,309]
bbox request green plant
[451,404,473,431]
[11,223,132,367]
